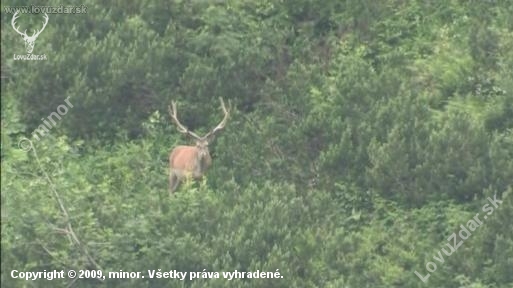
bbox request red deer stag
[168,98,231,194]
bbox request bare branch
[31,145,104,273]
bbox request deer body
[168,98,230,194]
[169,145,212,191]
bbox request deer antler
[32,13,49,38]
[11,11,28,37]
[204,97,231,140]
[168,101,202,140]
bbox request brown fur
[169,143,212,193]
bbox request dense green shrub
[2,0,512,287]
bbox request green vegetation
[1,0,512,287]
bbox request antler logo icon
[11,11,49,54]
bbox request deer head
[11,11,49,54]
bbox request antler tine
[204,97,231,139]
[11,11,27,37]
[33,13,49,38]
[168,101,202,140]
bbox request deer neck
[194,150,211,177]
